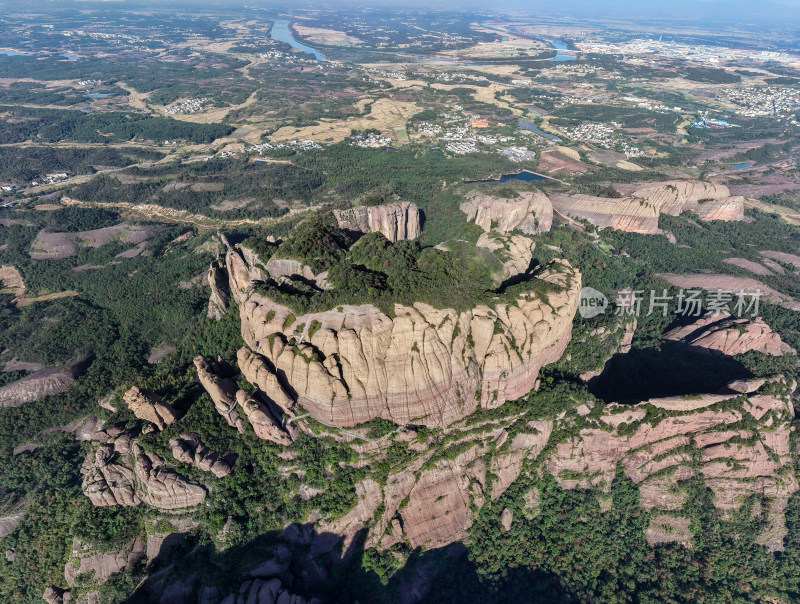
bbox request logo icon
[579,287,608,318]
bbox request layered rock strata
[314,377,797,552]
[460,190,553,235]
[665,313,796,356]
[81,430,206,510]
[546,377,797,550]
[233,258,581,427]
[551,181,746,234]
[334,202,421,242]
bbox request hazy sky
[11,0,800,29]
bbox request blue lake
[270,20,326,61]
[519,121,561,142]
[86,93,111,98]
[730,162,752,170]
[498,171,548,183]
[551,40,576,62]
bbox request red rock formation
[657,273,800,311]
[194,356,246,433]
[207,259,230,320]
[546,378,797,547]
[64,536,145,587]
[123,386,177,431]
[460,190,553,234]
[551,181,746,234]
[235,389,296,445]
[81,431,206,510]
[334,201,421,242]
[665,313,796,356]
[233,258,581,427]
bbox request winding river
[270,20,326,61]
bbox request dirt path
[117,83,153,113]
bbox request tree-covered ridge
[244,215,560,315]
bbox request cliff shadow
[124,523,572,604]
[587,341,752,404]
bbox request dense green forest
[243,215,560,315]
[0,105,234,144]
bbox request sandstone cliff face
[235,389,297,445]
[317,376,797,552]
[207,260,230,320]
[194,356,246,433]
[551,181,746,234]
[123,386,177,431]
[81,431,206,510]
[334,202,421,242]
[461,190,553,235]
[476,232,535,285]
[665,313,796,357]
[234,259,581,428]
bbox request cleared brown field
[269,97,423,143]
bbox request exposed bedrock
[323,377,797,551]
[194,356,246,433]
[460,190,553,235]
[334,201,421,242]
[81,430,206,510]
[233,258,581,428]
[665,312,796,357]
[551,180,746,234]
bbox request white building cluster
[166,97,208,115]
[31,172,69,187]
[719,86,800,119]
[350,132,394,148]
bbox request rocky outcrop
[81,431,206,510]
[81,433,140,507]
[460,190,553,235]
[207,259,230,320]
[235,389,296,445]
[551,181,746,234]
[546,377,798,548]
[665,313,796,357]
[64,536,145,587]
[234,258,581,428]
[133,442,207,509]
[264,259,328,289]
[0,497,27,540]
[476,232,535,285]
[123,386,177,431]
[170,433,233,478]
[0,358,88,408]
[194,356,246,433]
[43,586,71,604]
[334,202,421,242]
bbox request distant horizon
[2,0,800,28]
